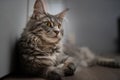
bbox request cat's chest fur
[19,33,62,66]
[20,32,61,52]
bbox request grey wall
[0,0,27,78]
[64,0,120,53]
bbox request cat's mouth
[46,32,60,38]
[41,32,61,43]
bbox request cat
[17,0,120,80]
[17,0,77,80]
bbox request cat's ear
[34,0,46,13]
[32,0,46,19]
[56,8,69,20]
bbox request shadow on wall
[116,17,120,53]
[9,39,21,75]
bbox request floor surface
[2,54,120,80]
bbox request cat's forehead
[44,14,61,24]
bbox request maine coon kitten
[18,0,76,80]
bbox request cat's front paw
[64,63,76,76]
[47,71,62,80]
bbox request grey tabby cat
[18,0,76,80]
[18,0,120,80]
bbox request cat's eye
[45,22,51,27]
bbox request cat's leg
[61,56,77,76]
[51,56,77,77]
[45,57,77,80]
[43,54,77,80]
[46,66,63,80]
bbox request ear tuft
[56,8,69,19]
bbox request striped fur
[18,0,76,80]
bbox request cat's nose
[54,30,59,35]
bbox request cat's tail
[95,56,120,68]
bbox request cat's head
[26,0,69,44]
